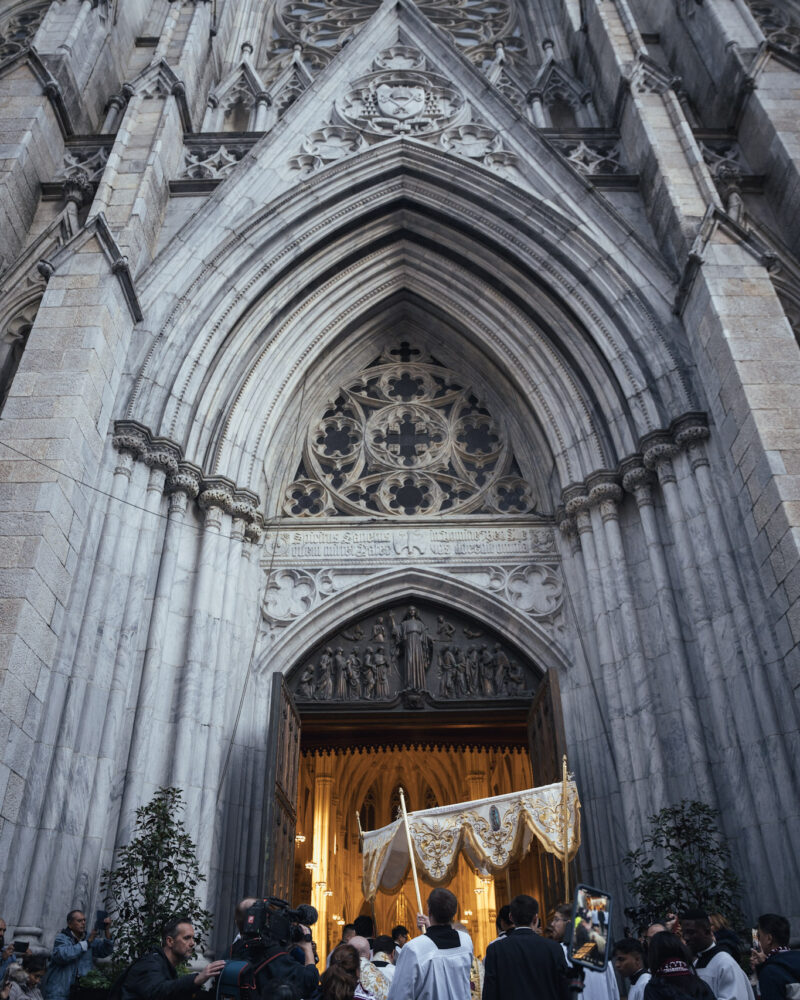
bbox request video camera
[240,898,318,953]
[218,899,319,1000]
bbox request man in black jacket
[121,917,225,1000]
[483,895,570,1000]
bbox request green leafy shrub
[98,787,213,971]
[623,800,743,933]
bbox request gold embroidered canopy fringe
[361,781,581,899]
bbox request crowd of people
[1,899,798,1000]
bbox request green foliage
[76,966,115,989]
[623,800,743,932]
[99,787,212,967]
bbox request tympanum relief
[289,601,537,709]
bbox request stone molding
[557,412,709,531]
[39,214,143,322]
[113,420,263,533]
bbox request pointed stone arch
[129,142,690,500]
[256,566,569,681]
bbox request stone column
[253,92,272,131]
[557,518,625,881]
[171,477,235,839]
[565,489,643,846]
[201,493,258,905]
[641,433,780,897]
[590,475,669,809]
[117,460,201,843]
[620,460,712,801]
[13,423,148,927]
[78,439,181,886]
[673,423,800,887]
[311,754,334,962]
[526,89,547,128]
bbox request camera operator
[244,923,318,997]
[120,917,225,1000]
[232,901,319,997]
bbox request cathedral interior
[1,0,800,949]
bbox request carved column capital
[672,412,709,448]
[198,477,235,530]
[198,477,235,510]
[144,437,181,476]
[620,457,655,506]
[562,484,589,518]
[165,461,202,500]
[642,431,679,483]
[245,513,265,544]
[673,413,710,472]
[113,420,150,460]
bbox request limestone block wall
[1,0,800,945]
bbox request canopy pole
[399,787,426,934]
[562,754,569,902]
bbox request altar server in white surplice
[387,888,473,1000]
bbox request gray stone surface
[1,0,800,949]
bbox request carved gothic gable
[284,343,536,518]
[288,598,540,710]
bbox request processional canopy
[361,781,581,900]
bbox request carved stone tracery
[268,0,525,78]
[284,344,536,518]
[0,2,49,66]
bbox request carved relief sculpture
[289,600,537,708]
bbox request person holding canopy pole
[386,790,473,1000]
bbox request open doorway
[293,741,544,959]
[260,600,572,959]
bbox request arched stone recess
[125,141,694,497]
[254,567,570,681]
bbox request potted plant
[75,787,212,999]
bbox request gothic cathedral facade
[1,0,800,949]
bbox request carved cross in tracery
[390,342,421,363]
[383,413,433,462]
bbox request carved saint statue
[391,606,433,691]
[439,645,458,698]
[437,615,455,639]
[505,658,525,694]
[318,647,334,700]
[298,663,315,699]
[362,646,376,699]
[346,649,361,698]
[374,648,391,698]
[479,644,495,696]
[372,617,386,642]
[333,647,348,700]
[493,644,511,693]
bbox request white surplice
[387,929,473,1000]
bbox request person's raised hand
[416,914,430,930]
[194,960,226,986]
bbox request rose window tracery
[284,345,536,518]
